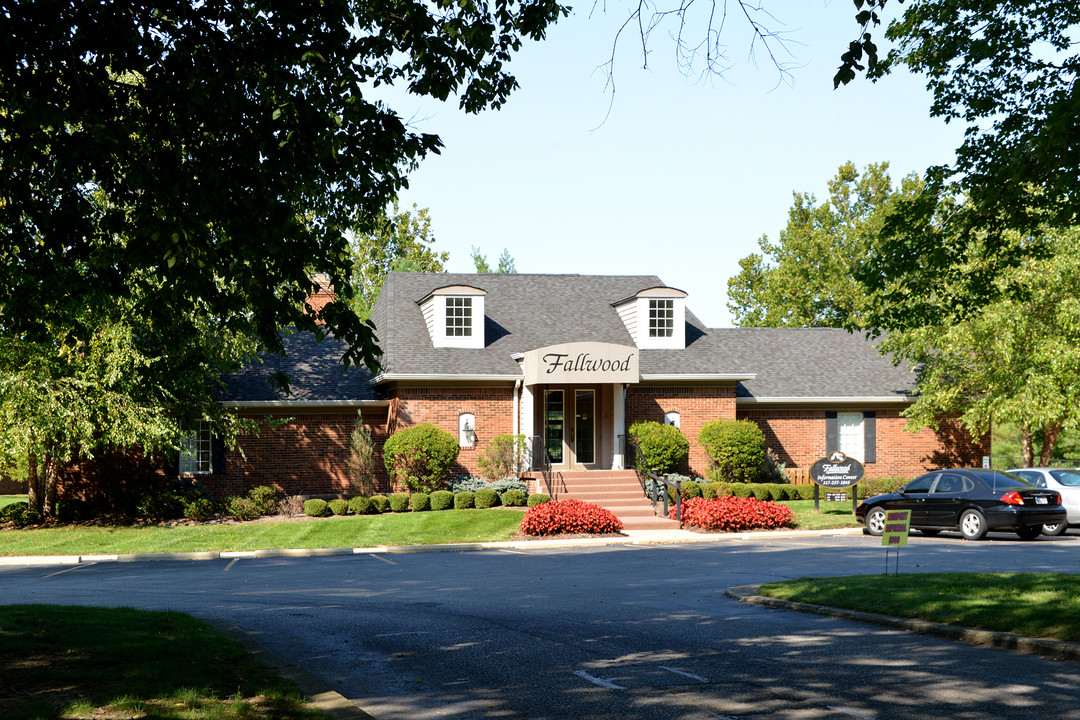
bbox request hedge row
[655,477,913,503]
[302,490,548,517]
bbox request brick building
[147,271,984,499]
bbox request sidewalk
[0,527,864,566]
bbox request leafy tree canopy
[348,201,447,319]
[837,0,1079,232]
[2,0,568,374]
[727,162,920,328]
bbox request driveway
[2,533,1079,719]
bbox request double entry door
[543,387,598,470]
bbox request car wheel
[1042,522,1068,536]
[919,528,941,536]
[959,509,988,541]
[1016,525,1043,541]
[865,507,886,536]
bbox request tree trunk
[43,453,59,516]
[1040,422,1063,467]
[26,451,43,514]
[1021,426,1035,467]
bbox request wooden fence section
[786,467,812,485]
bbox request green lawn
[759,573,1080,642]
[0,604,329,720]
[780,500,861,531]
[0,494,26,510]
[0,509,526,556]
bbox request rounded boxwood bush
[698,419,766,483]
[628,420,690,474]
[0,501,39,528]
[328,498,350,515]
[383,423,460,494]
[181,498,214,521]
[369,494,390,513]
[409,492,431,512]
[389,493,410,512]
[226,496,260,521]
[248,485,280,516]
[474,488,500,509]
[680,480,702,500]
[303,498,330,517]
[501,489,527,507]
[527,493,551,507]
[348,496,373,515]
[430,490,454,511]
[454,491,475,509]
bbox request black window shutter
[863,412,877,463]
[163,448,179,477]
[825,411,838,453]
[211,436,227,475]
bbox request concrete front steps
[532,470,682,531]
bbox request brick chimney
[306,273,335,318]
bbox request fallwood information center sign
[809,451,865,489]
[523,342,640,386]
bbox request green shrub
[680,480,702,500]
[303,498,329,517]
[383,423,460,493]
[767,485,786,501]
[501,489,527,507]
[369,494,390,513]
[346,411,378,495]
[409,492,431,512]
[389,493,410,512]
[757,448,789,483]
[731,483,753,498]
[348,496,373,515]
[328,498,350,515]
[527,493,551,507]
[796,484,817,500]
[430,490,455,511]
[476,434,527,479]
[223,496,256,521]
[628,421,690,474]
[474,488,500,509]
[454,491,475,509]
[857,476,910,499]
[698,419,766,483]
[248,485,280,516]
[135,488,185,521]
[183,498,215,521]
[449,476,528,494]
[0,501,39,528]
[55,499,93,523]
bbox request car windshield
[1051,470,1080,487]
[973,470,1032,491]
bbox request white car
[1007,468,1080,535]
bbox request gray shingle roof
[218,330,382,403]
[223,273,916,404]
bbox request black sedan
[856,469,1066,541]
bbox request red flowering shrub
[520,499,624,536]
[672,496,796,532]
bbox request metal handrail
[627,436,682,525]
[528,435,551,474]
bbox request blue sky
[390,1,964,328]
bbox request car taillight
[1056,493,1062,505]
[1001,491,1024,505]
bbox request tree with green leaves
[875,224,1080,467]
[727,162,920,328]
[348,201,448,320]
[471,247,518,274]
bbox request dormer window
[649,299,674,338]
[418,285,486,348]
[612,286,687,349]
[446,297,473,337]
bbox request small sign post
[882,509,911,575]
[809,451,865,513]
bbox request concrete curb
[725,584,1080,662]
[202,617,377,720]
[0,527,864,567]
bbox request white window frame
[179,421,212,475]
[648,298,674,338]
[445,296,473,338]
[837,412,864,462]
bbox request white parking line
[223,558,240,572]
[42,562,99,579]
[573,670,627,690]
[659,665,709,683]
